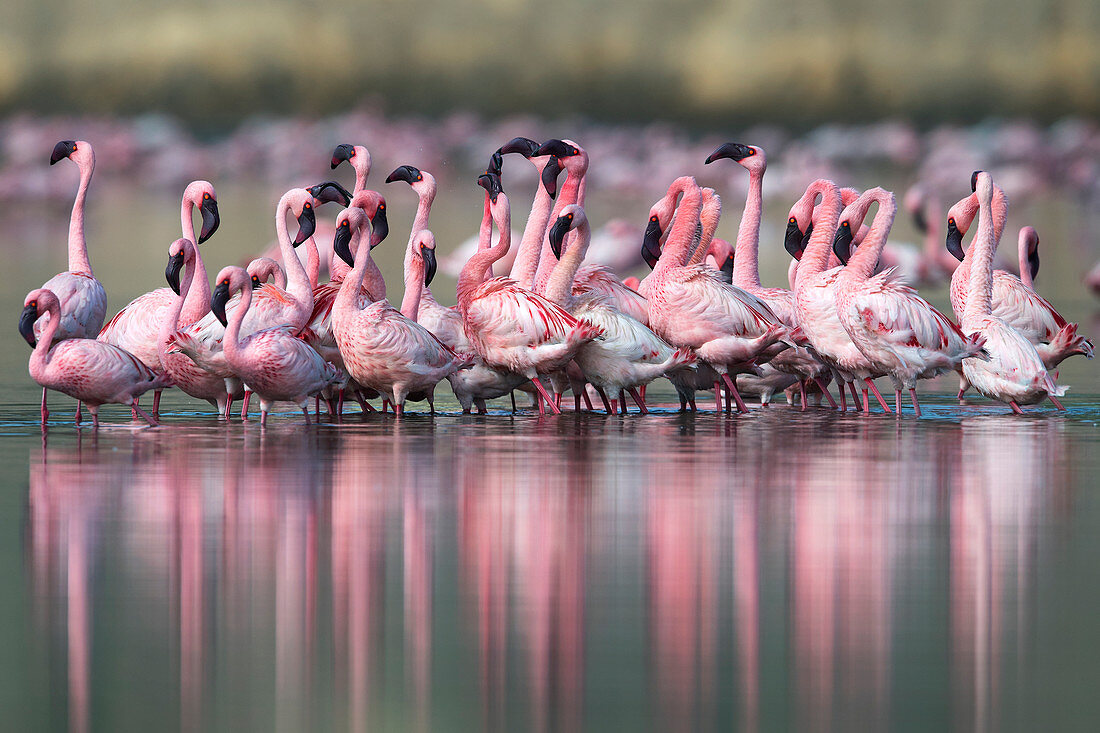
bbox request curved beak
[421,245,437,286]
[165,252,185,295]
[540,157,562,199]
[198,197,220,243]
[946,219,965,262]
[784,219,805,260]
[19,303,38,347]
[50,140,75,165]
[334,223,355,267]
[369,206,388,244]
[642,218,663,267]
[705,142,753,164]
[477,172,502,202]
[486,151,503,176]
[499,137,540,157]
[385,165,420,185]
[534,139,571,157]
[293,206,316,246]
[549,214,572,259]
[720,253,735,281]
[833,224,854,265]
[210,281,231,327]
[970,170,981,193]
[331,144,355,170]
[308,181,352,206]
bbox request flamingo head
[945,192,979,262]
[183,180,221,244]
[706,237,735,280]
[333,207,366,268]
[534,138,585,195]
[247,257,285,290]
[210,266,248,327]
[331,143,370,174]
[641,190,678,268]
[385,165,437,200]
[549,204,587,259]
[1020,226,1040,282]
[307,180,353,207]
[413,229,438,286]
[477,172,503,203]
[19,289,56,347]
[165,238,193,295]
[490,137,540,176]
[279,188,317,247]
[785,203,813,262]
[705,142,765,173]
[349,190,388,246]
[49,140,93,169]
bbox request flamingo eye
[650,215,658,223]
[203,192,210,200]
[29,300,36,307]
[222,278,230,285]
[789,217,796,224]
[416,174,423,181]
[841,221,850,228]
[378,204,385,210]
[747,149,755,156]
[304,202,312,209]
[948,217,955,226]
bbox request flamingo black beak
[165,252,185,295]
[198,196,220,244]
[642,217,663,267]
[833,222,854,265]
[487,151,504,176]
[369,204,388,244]
[1028,243,1040,282]
[970,170,981,193]
[421,245,437,286]
[540,157,562,199]
[49,140,76,165]
[307,181,352,206]
[705,142,754,164]
[720,252,735,281]
[19,303,38,347]
[333,221,355,267]
[946,218,965,262]
[784,219,805,260]
[293,204,316,246]
[331,143,355,170]
[478,172,502,203]
[534,139,573,158]
[500,137,541,158]
[210,281,231,327]
[549,213,573,259]
[385,165,421,185]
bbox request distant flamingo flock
[19,136,1094,427]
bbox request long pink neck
[180,201,211,323]
[654,180,702,276]
[796,182,842,282]
[458,196,511,311]
[688,190,721,266]
[510,167,556,289]
[535,163,586,293]
[964,190,996,325]
[403,184,436,296]
[67,157,94,275]
[958,186,1007,276]
[1018,229,1034,288]
[305,238,320,289]
[731,169,764,288]
[159,247,194,361]
[274,201,313,312]
[400,252,425,320]
[353,160,369,196]
[845,193,897,280]
[222,278,252,363]
[545,219,591,306]
[30,300,61,377]
[336,223,373,315]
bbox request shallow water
[2,177,1099,731]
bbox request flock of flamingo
[18,135,1094,427]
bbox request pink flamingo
[98,180,220,416]
[544,205,695,414]
[455,174,602,416]
[253,181,351,288]
[331,200,468,416]
[489,137,559,290]
[159,238,235,415]
[788,180,892,412]
[246,257,286,289]
[831,188,987,417]
[172,188,320,418]
[36,140,109,423]
[21,288,169,427]
[643,175,788,413]
[706,142,836,409]
[209,266,338,426]
[945,177,1092,374]
[959,172,1065,413]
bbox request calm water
[2,178,1099,732]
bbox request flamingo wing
[97,288,174,365]
[467,278,579,349]
[848,269,967,351]
[657,265,779,345]
[991,271,1067,340]
[39,271,108,340]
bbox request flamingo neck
[304,238,320,289]
[654,181,703,276]
[274,200,313,312]
[964,192,997,325]
[400,252,425,321]
[1018,229,1034,289]
[534,163,587,292]
[179,202,211,325]
[458,197,511,311]
[545,219,592,306]
[688,191,722,267]
[29,300,61,377]
[354,163,369,196]
[160,249,193,361]
[846,193,897,279]
[67,157,94,275]
[336,225,372,313]
[799,185,842,281]
[732,169,764,287]
[787,259,799,290]
[222,279,252,362]
[510,169,555,289]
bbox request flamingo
[958,172,1065,413]
[544,205,695,414]
[642,175,788,413]
[159,238,236,415]
[36,140,109,424]
[208,267,338,426]
[246,257,286,289]
[252,180,352,287]
[787,179,892,412]
[487,137,559,290]
[455,173,602,416]
[171,188,320,418]
[706,142,835,409]
[97,180,220,416]
[330,200,468,416]
[945,177,1092,374]
[21,289,169,427]
[830,187,987,417]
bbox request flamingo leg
[152,390,162,419]
[721,373,749,413]
[848,382,864,412]
[41,388,49,425]
[315,395,321,415]
[75,401,82,424]
[837,382,847,412]
[241,391,252,420]
[713,381,724,414]
[1048,394,1066,411]
[510,391,517,413]
[895,389,903,416]
[224,396,234,420]
[91,409,99,429]
[131,401,159,427]
[260,409,268,427]
[619,390,628,414]
[355,391,374,414]
[865,379,891,412]
[582,389,594,412]
[302,405,312,425]
[531,378,560,415]
[800,380,808,412]
[814,378,839,409]
[688,396,698,412]
[1009,401,1025,415]
[628,387,649,414]
[596,387,614,415]
[640,385,647,403]
[428,396,435,415]
[574,394,582,413]
[909,388,922,418]
[554,392,563,409]
[382,400,389,414]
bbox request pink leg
[315,395,321,415]
[355,391,374,414]
[848,381,864,411]
[510,391,517,413]
[395,402,404,417]
[814,378,839,409]
[800,381,808,412]
[639,384,647,402]
[895,389,903,416]
[865,379,891,412]
[1048,394,1066,411]
[1009,401,1025,415]
[131,401,159,427]
[428,396,435,415]
[909,388,922,418]
[41,388,49,425]
[382,400,390,414]
[619,390,628,414]
[574,393,582,412]
[224,396,234,420]
[75,401,82,425]
[862,387,870,412]
[596,387,614,415]
[582,389,594,412]
[837,382,847,412]
[302,405,312,425]
[713,381,724,413]
[532,378,561,415]
[260,409,268,427]
[240,391,252,420]
[628,387,649,414]
[721,373,749,413]
[152,390,162,419]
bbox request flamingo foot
[865,379,891,413]
[131,401,159,427]
[628,387,649,414]
[1048,394,1066,411]
[1010,401,1025,415]
[814,378,839,409]
[597,387,614,415]
[909,388,922,418]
